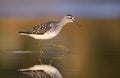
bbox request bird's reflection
[19,65,63,78]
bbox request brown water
[0,18,120,78]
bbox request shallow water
[0,50,81,78]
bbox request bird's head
[61,14,80,27]
[63,14,75,23]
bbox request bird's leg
[39,40,43,64]
[49,55,64,65]
[49,51,71,65]
[49,41,71,65]
[50,41,68,52]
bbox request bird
[18,14,76,64]
[19,64,63,78]
[18,14,75,40]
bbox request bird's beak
[74,21,81,27]
[74,18,81,27]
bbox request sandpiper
[18,14,76,64]
[18,14,75,39]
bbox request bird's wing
[19,21,57,35]
[20,70,51,78]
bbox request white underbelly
[29,32,59,40]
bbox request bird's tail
[18,31,29,35]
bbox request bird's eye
[69,17,72,19]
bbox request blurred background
[0,0,120,78]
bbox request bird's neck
[58,19,69,27]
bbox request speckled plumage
[18,14,75,40]
[19,21,58,35]
[20,70,51,78]
[19,65,63,78]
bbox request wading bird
[18,14,79,64]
